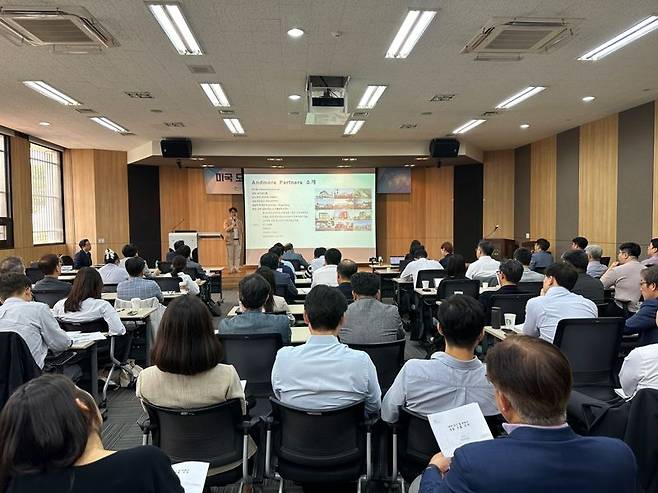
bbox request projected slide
[244,169,376,264]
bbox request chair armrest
[363,415,380,431]
[239,416,261,432]
[136,413,152,434]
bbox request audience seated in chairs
[117,258,163,303]
[562,249,605,304]
[308,247,326,273]
[119,243,151,277]
[443,254,466,280]
[514,247,546,282]
[404,240,422,262]
[175,245,206,281]
[0,374,183,493]
[400,247,444,286]
[33,253,71,295]
[282,242,309,269]
[272,285,381,414]
[382,295,496,423]
[478,259,523,324]
[585,244,609,279]
[163,255,199,296]
[311,247,342,288]
[271,243,295,275]
[219,274,291,344]
[641,237,658,266]
[166,240,184,263]
[601,242,644,316]
[52,267,125,337]
[572,236,589,250]
[620,342,658,398]
[255,266,290,314]
[438,241,453,269]
[465,240,499,281]
[0,256,25,276]
[530,238,553,272]
[97,249,129,285]
[623,266,658,346]
[0,273,72,371]
[259,252,297,303]
[339,272,404,344]
[522,262,597,343]
[417,336,637,493]
[336,259,358,302]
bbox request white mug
[179,282,189,294]
[422,280,430,289]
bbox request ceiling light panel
[223,118,245,135]
[200,83,230,107]
[386,10,437,58]
[495,86,546,109]
[357,85,387,109]
[453,119,486,134]
[90,116,129,133]
[578,15,658,61]
[23,80,80,105]
[147,3,202,55]
[344,120,365,136]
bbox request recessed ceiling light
[271,165,285,169]
[357,85,387,109]
[38,121,51,126]
[288,111,300,116]
[520,123,530,129]
[147,3,203,55]
[337,165,351,168]
[343,120,365,136]
[201,164,213,168]
[23,81,80,106]
[288,94,302,101]
[386,10,437,58]
[415,157,429,161]
[267,157,283,162]
[495,86,546,109]
[223,118,245,135]
[189,157,205,161]
[90,116,129,134]
[404,164,415,167]
[453,119,486,134]
[582,96,596,103]
[341,157,357,162]
[578,15,658,61]
[200,83,230,107]
[287,27,304,38]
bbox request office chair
[490,293,535,324]
[153,276,182,292]
[32,290,69,308]
[346,339,406,394]
[25,267,44,284]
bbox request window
[0,136,12,248]
[30,143,64,245]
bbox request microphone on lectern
[485,224,499,239]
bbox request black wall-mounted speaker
[160,138,192,159]
[429,138,460,158]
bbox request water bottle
[491,307,502,329]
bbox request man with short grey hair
[585,245,607,279]
[0,256,25,275]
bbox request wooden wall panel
[94,150,130,259]
[67,149,97,261]
[423,166,454,258]
[579,114,619,256]
[159,166,190,259]
[653,100,658,236]
[483,150,515,239]
[530,136,557,245]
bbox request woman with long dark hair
[53,267,125,336]
[405,239,422,261]
[164,255,199,295]
[0,374,183,492]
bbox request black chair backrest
[398,259,411,272]
[25,267,44,284]
[346,339,405,393]
[183,267,197,280]
[60,255,74,267]
[158,261,172,274]
[554,317,624,389]
[153,276,181,292]
[101,283,118,293]
[437,279,480,300]
[601,256,611,267]
[57,318,109,333]
[32,290,68,308]
[517,281,543,296]
[416,269,447,288]
[269,398,366,474]
[289,258,302,272]
[490,293,535,324]
[218,333,283,389]
[0,332,41,410]
[533,266,546,274]
[144,399,245,468]
[274,285,286,298]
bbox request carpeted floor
[101,289,423,492]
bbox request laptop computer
[389,255,405,266]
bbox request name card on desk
[427,403,493,458]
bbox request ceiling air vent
[462,17,580,55]
[352,111,369,118]
[429,94,456,102]
[400,123,418,129]
[164,122,185,127]
[74,108,96,114]
[187,64,215,74]
[481,110,500,117]
[218,109,234,115]
[125,91,153,99]
[0,6,118,48]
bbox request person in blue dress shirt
[529,238,553,271]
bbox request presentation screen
[243,168,376,265]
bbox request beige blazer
[223,217,244,243]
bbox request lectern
[489,239,518,260]
[168,231,224,260]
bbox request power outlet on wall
[525,233,530,239]
[98,238,105,244]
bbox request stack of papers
[171,462,209,493]
[69,332,106,345]
[427,403,493,458]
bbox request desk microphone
[170,218,185,233]
[485,224,499,238]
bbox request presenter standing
[223,207,244,273]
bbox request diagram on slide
[314,188,372,231]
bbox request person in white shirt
[308,247,327,273]
[399,247,444,286]
[0,272,72,368]
[164,255,200,296]
[311,248,342,288]
[119,243,151,277]
[619,343,658,398]
[465,240,500,281]
[523,262,597,343]
[53,267,126,336]
[98,249,129,285]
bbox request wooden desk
[70,339,100,404]
[295,270,308,278]
[102,291,183,302]
[371,264,395,271]
[226,304,305,318]
[295,287,311,299]
[295,278,312,287]
[116,307,157,320]
[413,288,440,341]
[482,324,524,352]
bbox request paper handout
[427,402,494,458]
[171,461,209,493]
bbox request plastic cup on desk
[179,282,189,294]
[454,291,464,295]
[504,313,516,329]
[434,278,442,288]
[130,298,140,310]
[482,282,489,289]
[422,280,430,290]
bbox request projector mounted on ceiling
[305,75,350,126]
[462,17,581,57]
[0,6,118,51]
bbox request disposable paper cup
[422,280,430,289]
[504,313,516,328]
[482,282,489,289]
[130,298,140,310]
[434,278,442,288]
